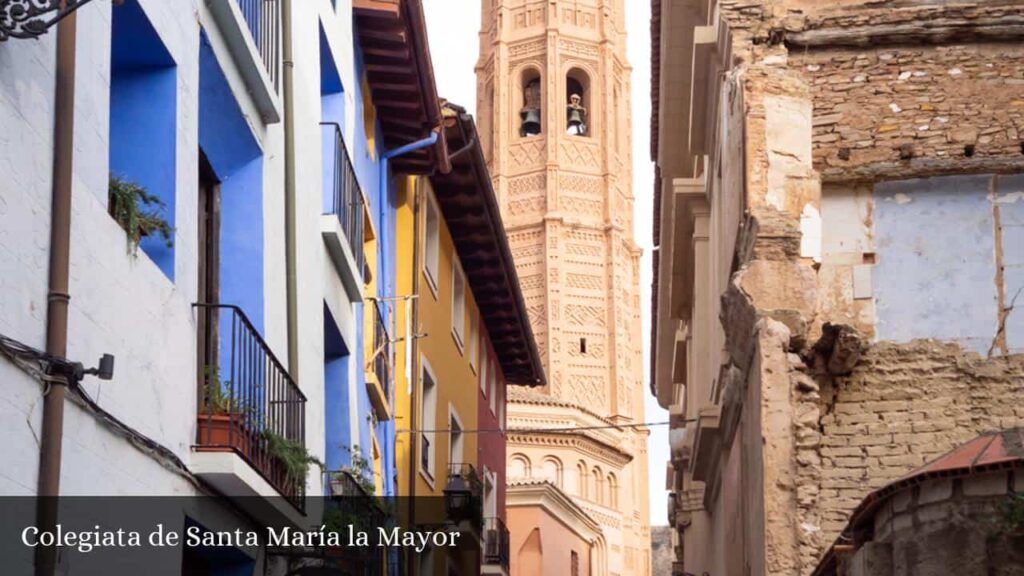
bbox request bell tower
[477,1,650,574]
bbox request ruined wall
[792,341,1024,567]
[795,43,1024,181]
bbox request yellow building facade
[395,174,481,500]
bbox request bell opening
[520,71,542,137]
[566,71,589,137]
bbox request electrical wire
[0,332,206,491]
[398,419,689,435]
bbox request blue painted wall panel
[110,0,176,279]
[198,31,265,334]
[874,175,998,354]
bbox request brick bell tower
[476,1,650,574]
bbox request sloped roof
[811,428,1024,576]
[428,103,545,387]
[352,0,449,174]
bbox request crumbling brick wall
[791,340,1024,568]
[703,2,1024,574]
[794,44,1024,181]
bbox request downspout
[282,0,298,374]
[376,131,436,575]
[378,130,438,295]
[36,10,77,576]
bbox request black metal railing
[234,0,281,91]
[194,303,306,509]
[326,469,372,498]
[444,463,483,530]
[323,470,387,575]
[484,517,511,570]
[321,122,366,279]
[371,302,391,401]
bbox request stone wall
[795,44,1024,181]
[792,341,1024,568]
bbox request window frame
[419,357,438,486]
[451,258,466,352]
[468,307,478,372]
[422,189,440,298]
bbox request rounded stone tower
[475,1,650,574]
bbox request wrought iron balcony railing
[321,122,366,280]
[444,463,483,530]
[371,302,391,401]
[234,0,281,91]
[484,516,511,570]
[194,303,307,510]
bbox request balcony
[320,122,368,301]
[364,301,391,420]
[192,303,307,518]
[207,0,282,123]
[444,463,483,531]
[324,470,387,576]
[483,517,510,573]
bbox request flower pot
[196,413,252,455]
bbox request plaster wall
[0,0,356,509]
[507,505,592,576]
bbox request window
[488,361,497,414]
[566,68,590,137]
[571,551,580,576]
[607,473,618,508]
[519,69,542,137]
[110,0,177,279]
[468,309,478,371]
[449,409,464,465]
[498,382,505,430]
[452,260,466,350]
[423,192,440,294]
[479,346,489,393]
[420,360,438,480]
[361,74,377,160]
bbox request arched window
[519,68,542,137]
[592,466,603,504]
[577,461,588,498]
[565,68,590,136]
[509,453,532,479]
[541,456,563,488]
[607,473,618,508]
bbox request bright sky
[422,0,668,526]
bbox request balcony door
[197,150,221,404]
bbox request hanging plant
[262,430,324,484]
[108,175,174,254]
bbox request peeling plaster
[800,203,822,262]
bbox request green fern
[108,175,174,253]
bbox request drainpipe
[36,9,78,576]
[375,132,436,575]
[282,0,298,374]
[378,132,439,294]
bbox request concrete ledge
[191,451,306,529]
[207,0,282,124]
[321,214,365,302]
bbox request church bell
[567,108,585,134]
[520,107,541,136]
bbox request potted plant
[329,444,376,496]
[195,366,254,454]
[108,175,174,254]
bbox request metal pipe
[282,0,298,376]
[36,7,77,576]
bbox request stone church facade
[474,1,650,574]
